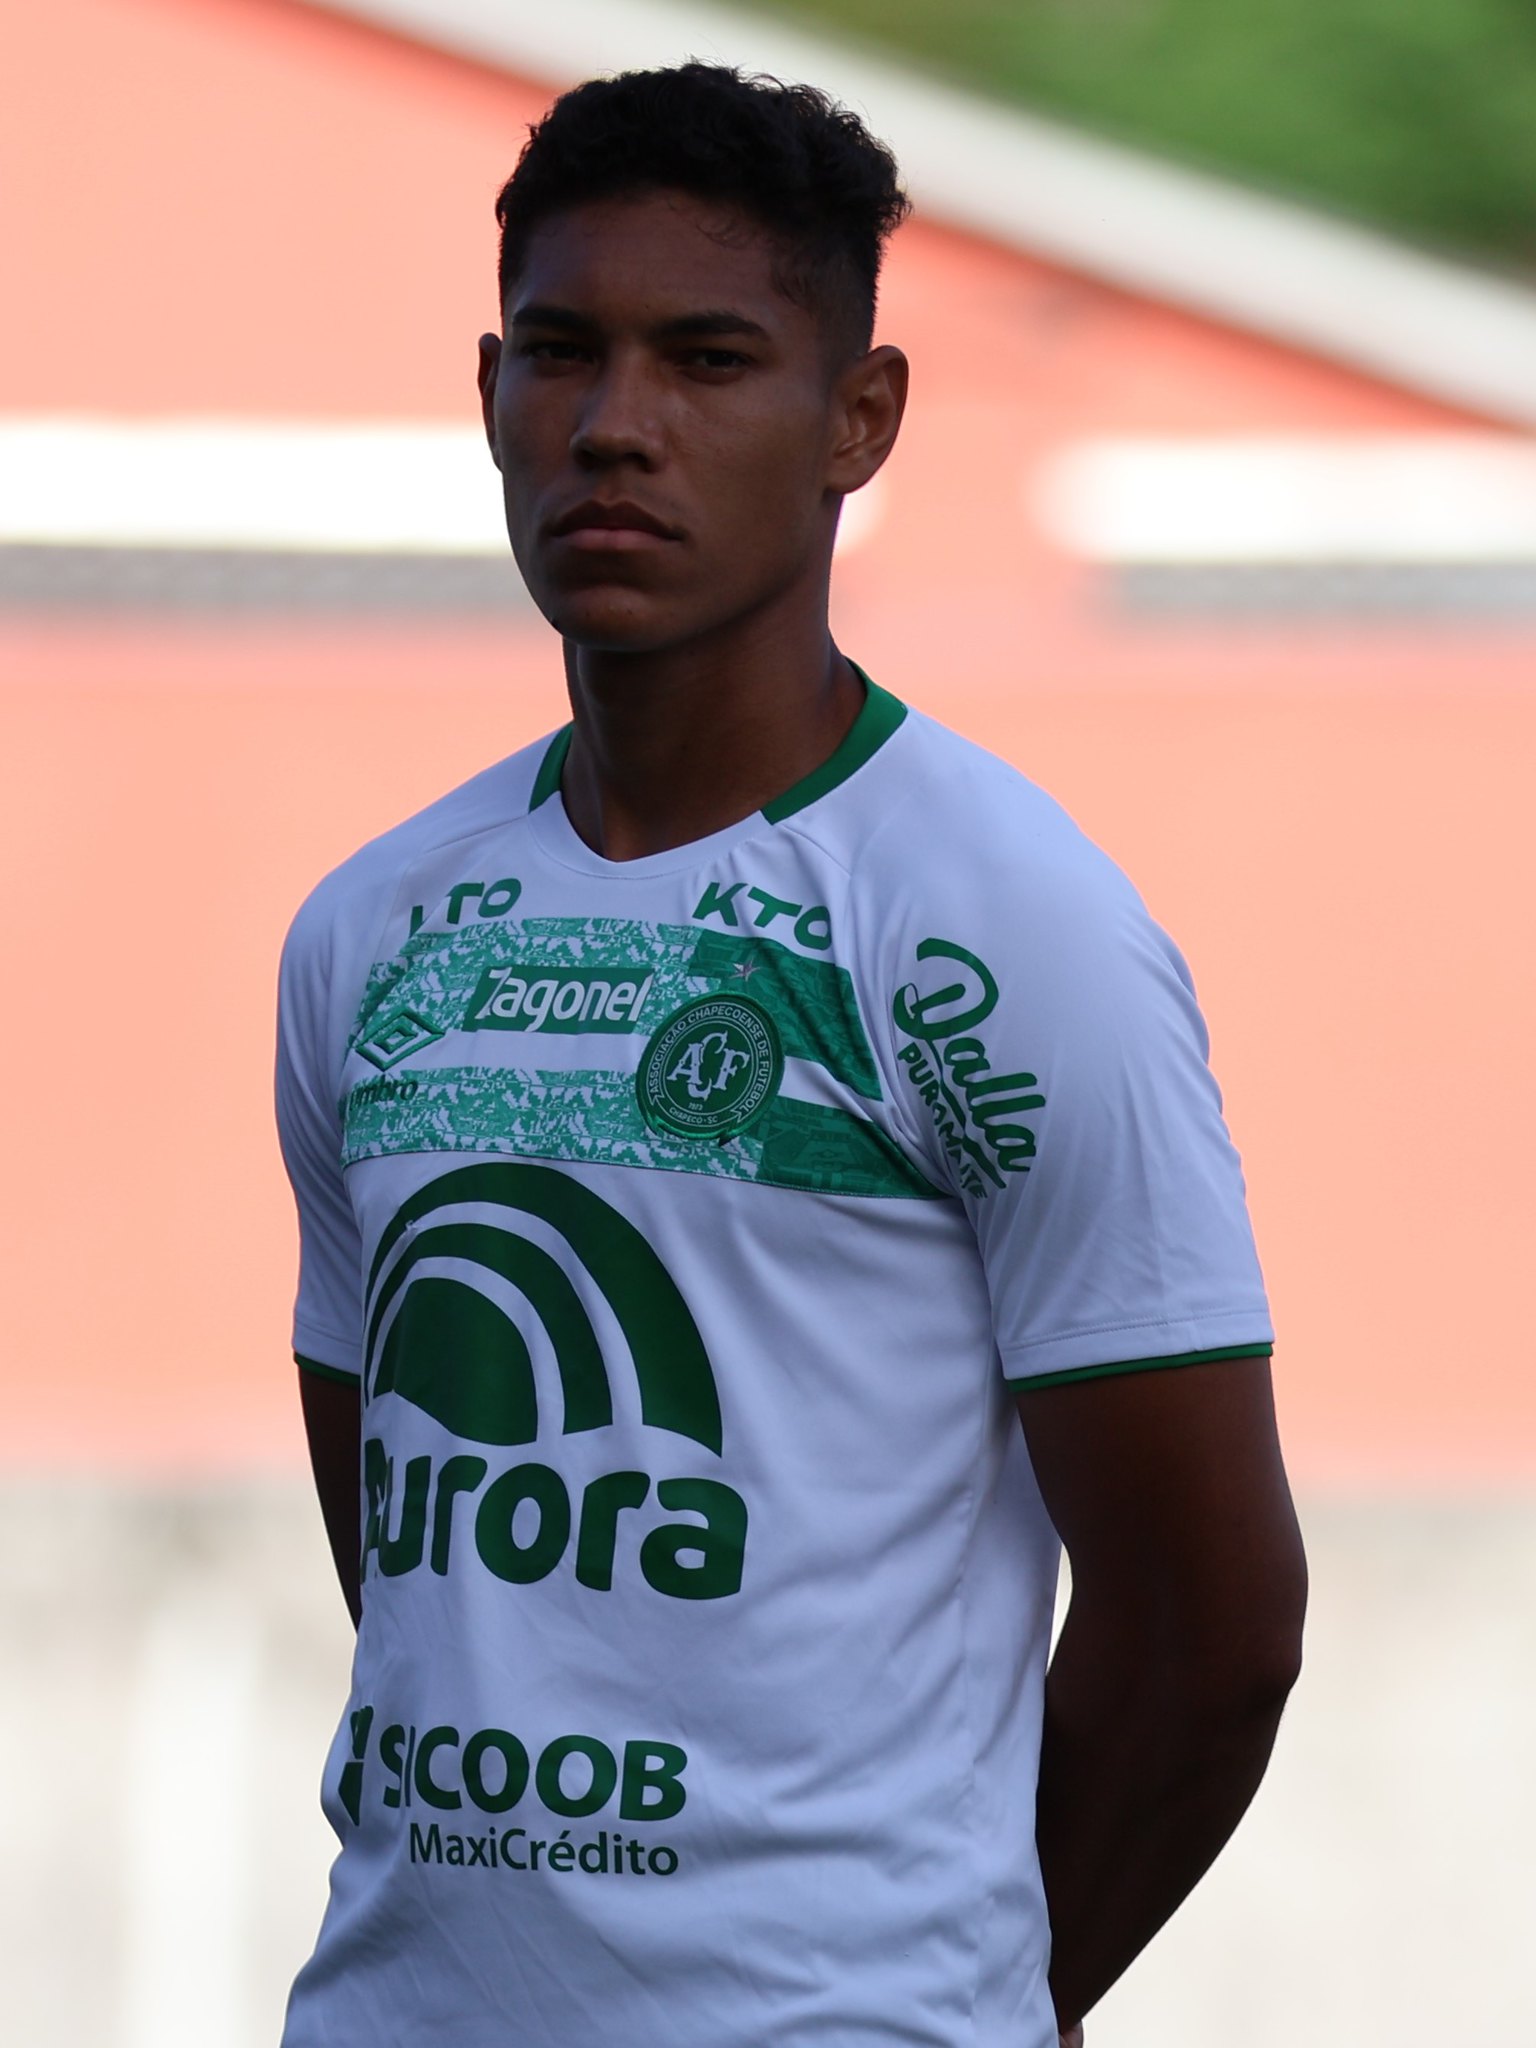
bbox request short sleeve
[275,894,365,1380]
[876,826,1273,1392]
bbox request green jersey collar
[527,666,906,828]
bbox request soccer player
[277,63,1306,2048]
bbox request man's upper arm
[1017,1355,1306,1676]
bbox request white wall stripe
[0,418,508,554]
[0,416,881,558]
[1034,436,1536,562]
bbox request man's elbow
[1194,1540,1308,1722]
[1064,1514,1308,1721]
[1101,1528,1309,1726]
[1229,1608,1305,1722]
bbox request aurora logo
[365,1160,721,1453]
[361,1163,745,1601]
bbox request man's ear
[476,333,503,472]
[826,344,908,495]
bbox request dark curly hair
[494,64,910,357]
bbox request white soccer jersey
[277,681,1272,2048]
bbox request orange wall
[6,623,1533,1484]
[4,0,1533,1481]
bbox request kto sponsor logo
[408,877,523,937]
[692,880,832,951]
[465,964,652,1035]
[892,939,1045,1198]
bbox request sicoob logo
[636,994,784,1140]
[363,1161,746,1602]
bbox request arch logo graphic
[365,1160,721,1451]
[636,994,783,1141]
[361,1163,745,1601]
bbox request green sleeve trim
[760,668,907,823]
[1010,1341,1273,1394]
[529,726,572,810]
[296,1353,362,1387]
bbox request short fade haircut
[494,63,910,358]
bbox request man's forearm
[1035,1593,1301,2033]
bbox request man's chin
[539,588,692,655]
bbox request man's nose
[571,354,662,470]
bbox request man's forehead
[511,189,803,327]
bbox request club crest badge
[637,994,784,1140]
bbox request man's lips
[547,500,684,549]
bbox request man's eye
[685,349,750,373]
[518,340,587,363]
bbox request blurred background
[3,0,1534,2040]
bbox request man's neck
[557,610,865,862]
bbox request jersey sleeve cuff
[1008,1340,1273,1394]
[999,1302,1277,1384]
[296,1352,362,1386]
[292,1317,362,1383]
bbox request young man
[278,64,1306,2048]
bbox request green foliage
[720,0,1536,270]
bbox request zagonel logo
[464,965,653,1035]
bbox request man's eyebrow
[655,310,773,343]
[508,303,773,342]
[509,303,592,332]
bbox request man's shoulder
[282,729,557,962]
[833,704,1142,924]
